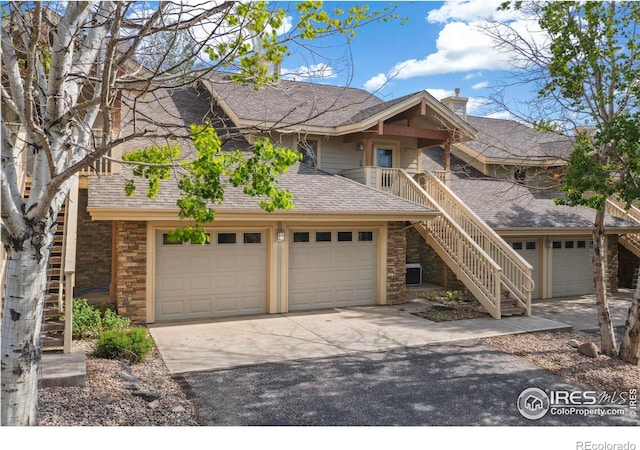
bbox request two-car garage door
[154,228,378,322]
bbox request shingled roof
[201,72,383,128]
[461,116,574,162]
[200,72,476,139]
[88,162,437,220]
[422,146,639,231]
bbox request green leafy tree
[494,1,640,361]
[0,1,402,425]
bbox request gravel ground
[37,329,639,426]
[37,342,199,426]
[483,330,640,393]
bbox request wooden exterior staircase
[23,177,79,352]
[605,196,640,257]
[372,168,534,319]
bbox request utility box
[406,263,422,286]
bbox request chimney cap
[455,87,460,97]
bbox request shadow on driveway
[176,340,639,426]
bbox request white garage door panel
[507,240,540,299]
[552,240,593,297]
[155,231,267,321]
[288,231,377,311]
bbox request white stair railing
[416,170,533,314]
[377,168,503,318]
[605,197,640,257]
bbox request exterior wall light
[277,230,285,242]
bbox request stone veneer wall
[74,189,112,295]
[115,221,147,323]
[386,222,407,304]
[405,226,465,291]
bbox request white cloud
[425,88,455,101]
[281,63,337,81]
[464,72,483,80]
[388,21,513,79]
[427,0,522,24]
[371,1,546,82]
[363,73,389,93]
[472,80,489,89]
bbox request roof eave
[88,207,439,222]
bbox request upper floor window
[514,167,526,184]
[297,139,318,167]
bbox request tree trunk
[1,239,50,425]
[593,209,617,356]
[619,271,640,365]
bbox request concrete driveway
[148,303,569,375]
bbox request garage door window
[565,241,574,248]
[338,232,353,242]
[162,233,184,245]
[243,232,262,244]
[217,233,236,244]
[293,232,310,243]
[577,240,586,248]
[526,242,536,250]
[316,231,332,242]
[552,241,562,249]
[511,242,523,250]
[359,231,373,242]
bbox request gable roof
[200,72,476,139]
[455,116,574,165]
[88,162,438,221]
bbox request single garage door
[288,229,377,311]
[552,239,594,297]
[508,240,540,299]
[155,230,267,321]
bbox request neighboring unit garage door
[552,239,594,297]
[288,230,377,311]
[155,230,267,321]
[508,240,540,299]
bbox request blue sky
[276,0,545,119]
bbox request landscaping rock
[568,339,581,348]
[98,397,114,406]
[578,342,599,358]
[147,400,161,409]
[117,370,142,384]
[172,405,186,413]
[122,381,143,390]
[133,390,161,402]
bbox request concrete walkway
[148,301,570,375]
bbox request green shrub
[443,290,464,303]
[94,327,153,363]
[101,308,131,332]
[70,298,102,338]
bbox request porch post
[443,142,451,172]
[364,137,373,167]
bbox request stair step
[42,321,65,332]
[41,335,64,349]
[501,306,526,317]
[44,293,59,303]
[44,307,63,318]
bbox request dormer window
[514,167,526,184]
[297,139,318,167]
